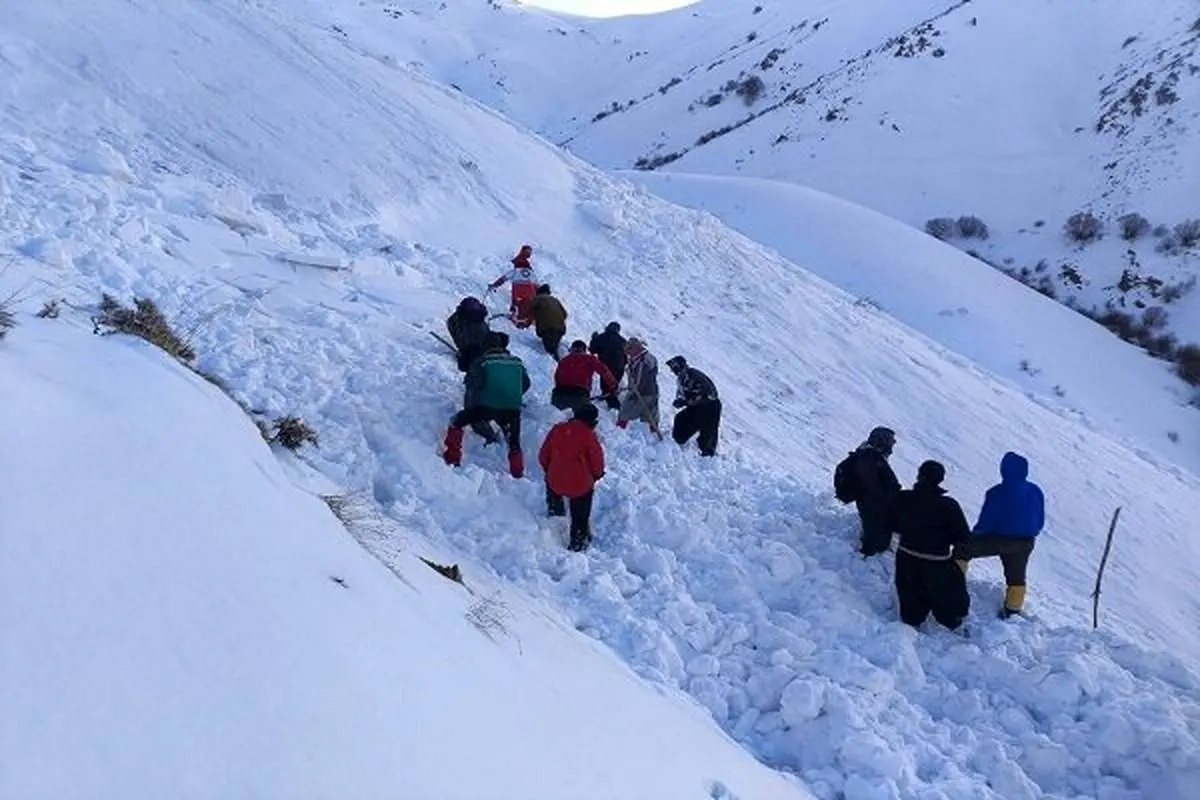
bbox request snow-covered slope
[626,171,1200,470]
[0,319,812,800]
[4,0,1200,797]
[322,0,1200,358]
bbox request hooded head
[536,284,551,295]
[666,355,687,375]
[574,403,600,428]
[605,321,621,334]
[486,331,510,351]
[1000,452,1029,482]
[569,339,588,354]
[867,426,897,457]
[916,460,946,488]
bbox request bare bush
[925,217,956,240]
[1118,212,1151,241]
[465,591,520,651]
[270,415,318,451]
[735,74,765,105]
[0,305,13,341]
[1175,219,1200,248]
[1161,276,1197,304]
[94,294,196,362]
[956,215,990,240]
[1065,211,1104,243]
[36,299,61,319]
[1177,344,1200,386]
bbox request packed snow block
[274,252,349,272]
[69,140,134,183]
[577,199,623,232]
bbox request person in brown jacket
[527,284,568,360]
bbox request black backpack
[833,450,862,504]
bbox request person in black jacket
[854,426,902,557]
[665,356,721,456]
[884,460,971,630]
[446,297,491,373]
[446,298,500,444]
[589,322,627,385]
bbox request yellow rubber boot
[1002,585,1027,617]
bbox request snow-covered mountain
[326,0,1200,386]
[3,0,1200,798]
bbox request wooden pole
[1091,507,1123,630]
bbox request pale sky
[520,0,696,18]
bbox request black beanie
[916,460,946,486]
[574,403,599,426]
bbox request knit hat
[625,337,645,354]
[570,339,588,353]
[574,403,599,427]
[916,460,946,486]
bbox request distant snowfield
[0,320,812,800]
[625,170,1200,474]
[3,0,1200,797]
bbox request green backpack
[477,354,527,410]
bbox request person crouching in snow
[885,460,971,631]
[617,338,660,437]
[955,451,1045,618]
[665,356,721,456]
[488,244,538,328]
[442,332,531,478]
[539,402,605,552]
[527,284,568,360]
[551,340,619,413]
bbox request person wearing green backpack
[442,332,532,477]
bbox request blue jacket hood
[1000,452,1029,482]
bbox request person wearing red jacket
[539,403,605,552]
[551,340,619,412]
[488,244,538,328]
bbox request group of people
[836,426,1046,628]
[440,245,724,551]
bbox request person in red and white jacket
[551,340,619,412]
[539,403,605,552]
[488,244,538,328]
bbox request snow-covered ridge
[3,0,1200,797]
[323,0,1200,362]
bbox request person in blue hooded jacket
[955,451,1045,617]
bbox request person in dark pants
[955,451,1045,618]
[885,460,971,631]
[539,403,605,552]
[588,322,627,385]
[551,340,619,413]
[527,284,568,361]
[446,302,501,444]
[442,334,531,478]
[665,356,721,456]
[853,426,902,557]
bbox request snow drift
[0,319,812,800]
[2,0,1200,797]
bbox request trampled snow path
[0,321,814,800]
[3,1,1200,797]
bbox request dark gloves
[604,394,621,410]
